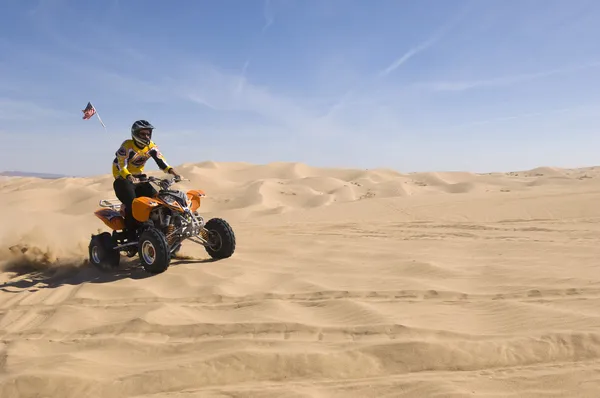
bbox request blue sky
[1,0,600,176]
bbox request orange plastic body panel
[94,208,125,230]
[186,189,205,212]
[132,197,161,222]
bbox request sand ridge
[2,161,600,397]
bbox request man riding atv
[112,119,182,242]
[89,119,235,273]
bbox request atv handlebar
[133,174,189,190]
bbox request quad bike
[88,174,236,274]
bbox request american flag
[82,102,96,120]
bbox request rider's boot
[122,206,139,257]
[123,228,138,257]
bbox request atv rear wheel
[89,232,120,271]
[138,227,170,274]
[203,218,236,259]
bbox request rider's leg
[113,177,137,238]
[135,182,158,198]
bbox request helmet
[131,119,154,148]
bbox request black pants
[113,178,157,235]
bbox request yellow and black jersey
[112,139,172,179]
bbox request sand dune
[2,161,600,397]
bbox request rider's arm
[115,143,133,179]
[149,146,173,174]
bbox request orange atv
[88,174,236,274]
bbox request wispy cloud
[12,48,170,104]
[379,36,439,77]
[444,102,600,133]
[448,107,575,130]
[421,61,600,92]
[262,0,274,33]
[378,3,472,77]
[27,0,66,16]
[13,0,398,141]
[323,3,474,123]
[235,60,251,97]
[4,0,600,175]
[178,62,338,136]
[10,7,319,134]
[0,98,71,120]
[237,0,275,96]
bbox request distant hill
[0,171,69,179]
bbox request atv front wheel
[89,232,120,271]
[203,218,236,259]
[138,228,170,274]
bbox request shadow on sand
[0,255,218,293]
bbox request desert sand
[2,161,600,397]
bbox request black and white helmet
[131,119,154,147]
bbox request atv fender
[94,208,125,231]
[132,197,160,222]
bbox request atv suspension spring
[200,228,209,241]
[166,225,177,245]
